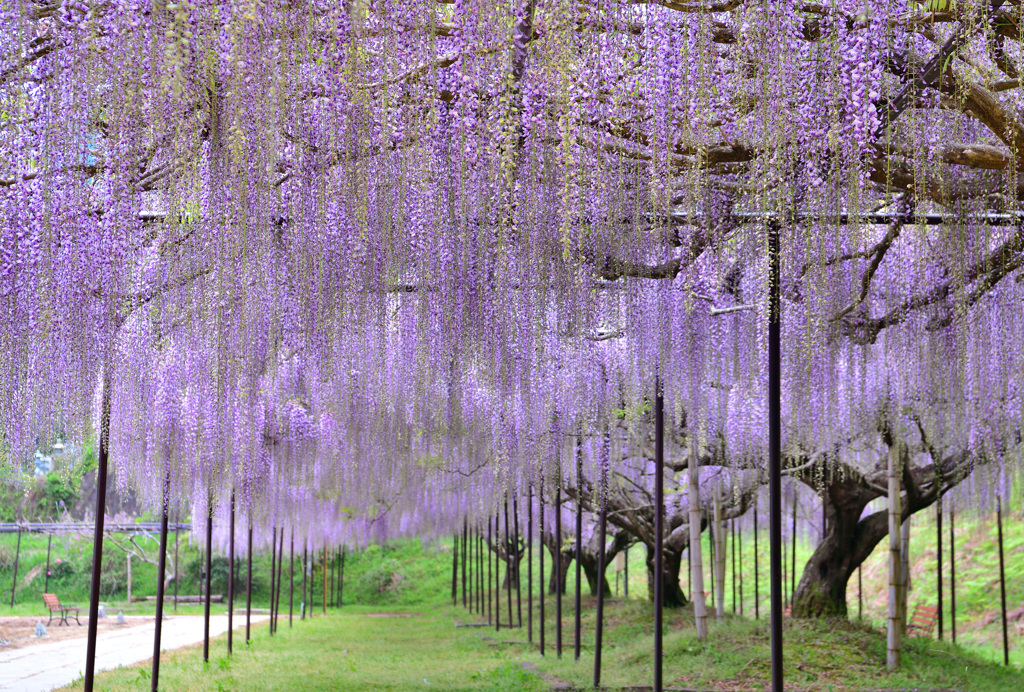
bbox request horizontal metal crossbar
[0,522,192,533]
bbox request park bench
[43,593,81,627]
[906,604,938,637]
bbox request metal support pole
[290,530,295,627]
[858,565,863,620]
[246,520,253,643]
[937,497,943,639]
[539,474,546,656]
[302,547,307,621]
[452,532,458,606]
[950,507,956,643]
[654,382,664,692]
[505,497,513,628]
[594,428,609,689]
[768,218,784,692]
[279,532,287,625]
[10,526,22,607]
[738,517,743,614]
[269,527,278,635]
[203,500,213,661]
[527,486,533,640]
[574,433,583,661]
[732,517,737,613]
[997,498,1009,666]
[555,469,563,658]
[463,517,468,608]
[151,470,171,692]
[488,516,493,625]
[44,534,52,595]
[174,520,179,614]
[321,543,326,615]
[339,547,345,607]
[495,513,501,631]
[83,370,111,692]
[754,495,759,620]
[513,491,523,628]
[791,491,797,606]
[228,490,235,654]
[624,546,628,599]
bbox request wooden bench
[43,593,81,627]
[907,604,938,637]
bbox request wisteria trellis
[2,0,1024,688]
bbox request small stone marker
[35,622,46,638]
[98,606,106,618]
[116,610,126,625]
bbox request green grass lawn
[58,594,1024,692]
[59,604,548,692]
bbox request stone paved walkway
[0,613,268,691]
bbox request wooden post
[997,497,1009,666]
[321,543,326,615]
[302,547,307,620]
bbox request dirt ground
[0,615,150,652]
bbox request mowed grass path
[59,605,547,691]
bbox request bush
[50,558,76,581]
[356,557,405,599]
[186,556,255,595]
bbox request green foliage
[185,555,257,596]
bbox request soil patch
[0,615,149,651]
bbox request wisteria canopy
[1,0,1023,552]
